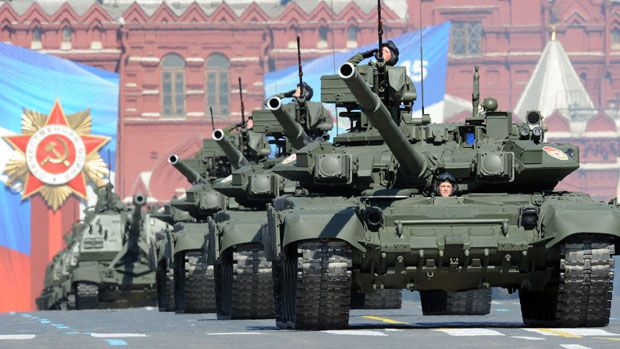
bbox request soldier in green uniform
[347,40,400,66]
[94,182,124,212]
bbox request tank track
[351,289,402,309]
[66,294,76,310]
[278,239,352,330]
[75,283,99,310]
[420,289,491,315]
[183,251,216,313]
[520,236,614,327]
[216,243,274,319]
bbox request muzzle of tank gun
[338,62,428,181]
[211,128,249,169]
[168,154,204,184]
[132,193,146,207]
[266,96,309,149]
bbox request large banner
[264,21,451,131]
[0,43,118,311]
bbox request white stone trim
[566,51,605,57]
[483,51,542,57]
[186,112,205,117]
[90,41,103,50]
[128,56,160,63]
[40,49,121,54]
[272,48,350,54]
[60,42,72,50]
[30,41,42,50]
[253,81,264,86]
[346,40,358,49]
[186,57,204,63]
[230,56,260,62]
[580,159,620,170]
[125,108,137,112]
[142,89,159,95]
[141,112,161,118]
[186,90,204,95]
[125,83,138,88]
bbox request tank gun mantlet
[213,163,294,205]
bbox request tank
[37,185,168,310]
[263,61,620,330]
[155,124,271,314]
[205,95,333,320]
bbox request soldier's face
[293,87,301,98]
[382,47,392,62]
[438,182,453,197]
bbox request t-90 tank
[205,86,336,320]
[155,120,271,314]
[264,58,620,330]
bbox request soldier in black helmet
[435,172,457,197]
[347,40,400,66]
[265,81,314,106]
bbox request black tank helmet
[297,82,314,100]
[381,40,399,66]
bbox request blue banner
[0,42,118,255]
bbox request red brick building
[2,0,620,201]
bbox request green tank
[157,126,271,314]
[37,184,167,310]
[205,96,332,320]
[263,61,620,330]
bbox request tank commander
[95,182,124,212]
[435,172,457,197]
[264,81,314,106]
[347,40,400,66]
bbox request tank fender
[261,206,279,261]
[540,204,620,248]
[172,224,206,256]
[281,207,366,252]
[71,262,102,284]
[218,221,263,255]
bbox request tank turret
[338,62,430,183]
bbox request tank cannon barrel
[212,129,249,170]
[266,96,311,149]
[130,194,146,233]
[169,154,205,184]
[338,62,428,181]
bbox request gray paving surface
[1,290,620,349]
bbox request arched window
[347,26,358,48]
[319,26,329,42]
[206,53,230,116]
[62,26,72,42]
[347,26,358,42]
[612,28,620,50]
[161,54,186,117]
[32,27,41,41]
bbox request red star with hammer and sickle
[4,100,109,200]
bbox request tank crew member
[95,182,124,212]
[435,172,457,198]
[265,81,314,106]
[347,40,400,66]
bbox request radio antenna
[376,0,384,63]
[238,77,245,127]
[106,148,111,185]
[209,106,215,131]
[296,36,303,94]
[419,0,426,116]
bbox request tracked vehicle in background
[37,184,166,310]
[264,54,619,329]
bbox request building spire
[551,25,556,41]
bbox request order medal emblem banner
[0,43,118,311]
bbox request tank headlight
[519,207,538,230]
[531,126,543,137]
[519,125,530,137]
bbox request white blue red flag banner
[0,43,118,311]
